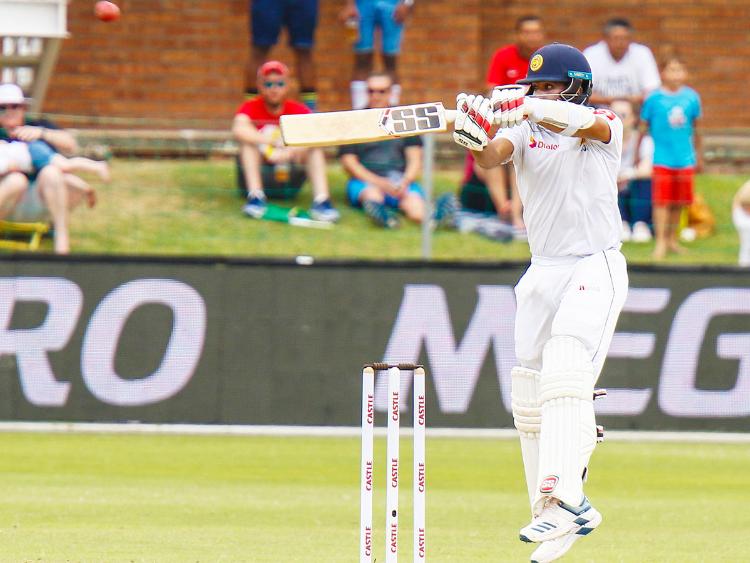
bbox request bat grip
[444,109,509,126]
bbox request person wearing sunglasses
[0,83,96,254]
[338,72,456,229]
[233,61,340,223]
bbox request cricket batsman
[453,43,629,562]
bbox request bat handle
[444,109,526,126]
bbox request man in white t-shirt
[452,43,629,563]
[583,18,660,108]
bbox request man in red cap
[233,61,339,222]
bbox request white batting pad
[511,366,541,511]
[534,336,596,513]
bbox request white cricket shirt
[499,111,623,258]
[583,41,661,99]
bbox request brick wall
[43,0,750,131]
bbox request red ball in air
[94,1,121,22]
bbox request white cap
[0,83,27,105]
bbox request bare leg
[36,165,70,254]
[239,144,265,197]
[51,155,110,182]
[383,54,399,85]
[400,192,425,223]
[302,148,330,202]
[63,173,96,208]
[0,172,29,219]
[359,186,385,205]
[652,205,669,259]
[353,52,374,81]
[668,205,686,253]
[293,47,315,93]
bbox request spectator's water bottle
[274,162,290,184]
[345,17,359,43]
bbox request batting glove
[453,93,493,151]
[490,85,527,129]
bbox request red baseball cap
[257,60,290,78]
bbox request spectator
[610,98,653,243]
[338,72,455,228]
[246,0,319,110]
[640,55,702,259]
[484,15,544,239]
[733,180,750,267]
[583,18,660,108]
[233,61,340,223]
[0,139,109,184]
[486,15,545,89]
[340,0,415,109]
[0,83,93,254]
[458,152,522,240]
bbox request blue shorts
[28,140,55,171]
[347,178,423,208]
[251,0,318,49]
[355,0,404,55]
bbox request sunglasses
[367,88,390,95]
[263,80,286,88]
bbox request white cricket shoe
[530,532,580,563]
[631,221,653,243]
[519,497,602,543]
[621,221,632,242]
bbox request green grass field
[1,432,747,562]
[48,159,748,264]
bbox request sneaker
[363,200,399,228]
[433,193,458,228]
[310,199,341,223]
[243,195,267,219]
[519,497,602,544]
[631,221,653,243]
[530,532,583,563]
[621,221,632,242]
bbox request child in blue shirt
[640,56,702,259]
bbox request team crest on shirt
[530,54,543,71]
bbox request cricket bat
[280,102,459,147]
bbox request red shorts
[652,166,694,206]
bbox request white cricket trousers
[513,248,629,377]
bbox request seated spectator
[338,72,455,228]
[0,83,97,254]
[0,139,109,184]
[458,151,523,241]
[583,18,660,108]
[611,98,653,243]
[733,180,750,267]
[233,61,339,222]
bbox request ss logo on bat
[381,104,443,135]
